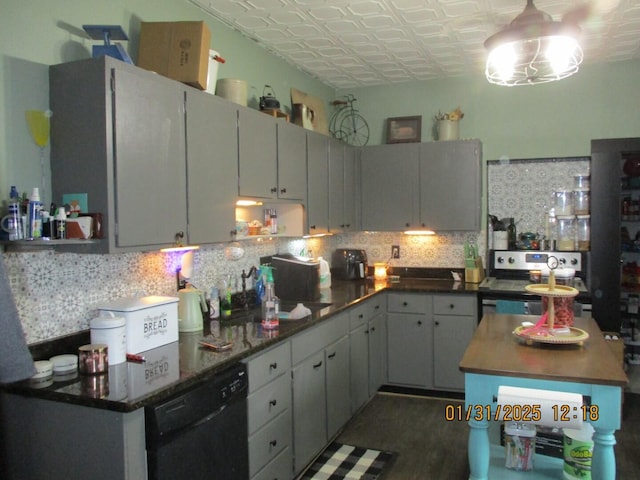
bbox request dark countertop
[3,276,478,412]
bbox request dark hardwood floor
[335,391,640,479]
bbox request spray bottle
[27,187,43,239]
[260,265,280,330]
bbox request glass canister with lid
[557,215,576,251]
[553,190,574,216]
[576,215,590,251]
[574,188,590,215]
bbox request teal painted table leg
[591,428,616,480]
[467,419,490,480]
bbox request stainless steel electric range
[478,250,591,318]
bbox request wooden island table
[459,314,627,480]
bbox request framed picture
[386,116,422,144]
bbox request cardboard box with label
[138,21,211,89]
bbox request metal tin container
[78,344,109,375]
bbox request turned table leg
[467,418,490,480]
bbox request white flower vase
[438,119,459,141]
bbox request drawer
[251,446,292,480]
[432,294,476,316]
[349,295,386,330]
[387,293,431,314]
[245,342,291,394]
[247,373,292,435]
[248,410,292,478]
[291,313,348,365]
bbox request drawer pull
[449,304,455,309]
[435,321,440,326]
[374,305,380,310]
[403,301,408,307]
[269,362,278,370]
[417,320,422,326]
[270,439,277,447]
[370,326,376,332]
[269,399,277,407]
[359,313,364,319]
[328,352,336,359]
[313,360,323,369]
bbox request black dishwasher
[145,363,249,480]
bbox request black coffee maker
[331,249,368,280]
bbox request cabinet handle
[345,224,350,228]
[270,187,277,193]
[310,225,316,229]
[269,362,278,370]
[417,320,422,325]
[435,321,440,326]
[340,224,346,228]
[269,399,277,407]
[449,304,455,309]
[370,326,376,332]
[328,352,336,359]
[406,222,411,227]
[230,230,237,237]
[403,301,408,307]
[313,360,323,369]
[270,439,278,447]
[365,329,369,334]
[280,187,287,194]
[374,305,379,310]
[359,313,364,319]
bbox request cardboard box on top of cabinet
[137,21,211,90]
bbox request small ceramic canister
[78,344,109,375]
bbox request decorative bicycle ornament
[514,256,588,345]
[328,94,369,146]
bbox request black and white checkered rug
[300,442,395,480]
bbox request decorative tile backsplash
[488,157,590,235]
[5,230,481,345]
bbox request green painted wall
[340,59,640,160]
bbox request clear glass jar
[573,174,590,189]
[576,214,590,251]
[573,188,590,215]
[556,215,576,251]
[553,190,574,216]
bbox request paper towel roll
[497,385,583,429]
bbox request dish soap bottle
[261,266,279,330]
[318,256,331,289]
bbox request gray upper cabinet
[238,109,306,201]
[277,121,307,201]
[360,143,420,231]
[329,140,358,233]
[50,57,187,253]
[238,108,278,199]
[419,140,482,231]
[185,91,238,244]
[306,131,330,235]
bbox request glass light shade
[374,263,388,279]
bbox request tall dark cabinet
[591,137,640,333]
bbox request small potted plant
[434,107,464,141]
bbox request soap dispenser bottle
[261,266,279,330]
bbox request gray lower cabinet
[306,131,330,235]
[387,293,433,388]
[0,392,146,480]
[349,294,387,413]
[326,335,351,439]
[50,57,188,252]
[244,342,293,480]
[387,292,477,391]
[432,294,477,391]
[292,313,349,475]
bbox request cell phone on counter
[199,336,233,351]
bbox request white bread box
[98,295,179,354]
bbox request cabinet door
[277,122,307,200]
[306,131,330,234]
[387,312,432,387]
[361,143,420,231]
[292,351,327,474]
[349,322,369,413]
[238,108,277,198]
[328,139,346,232]
[326,335,351,439]
[185,90,238,244]
[368,313,387,395]
[113,66,187,248]
[343,145,358,232]
[433,315,476,391]
[420,140,481,231]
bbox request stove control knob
[508,257,515,264]
[570,258,578,265]
[497,256,505,264]
[559,258,567,265]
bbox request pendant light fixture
[484,0,583,86]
